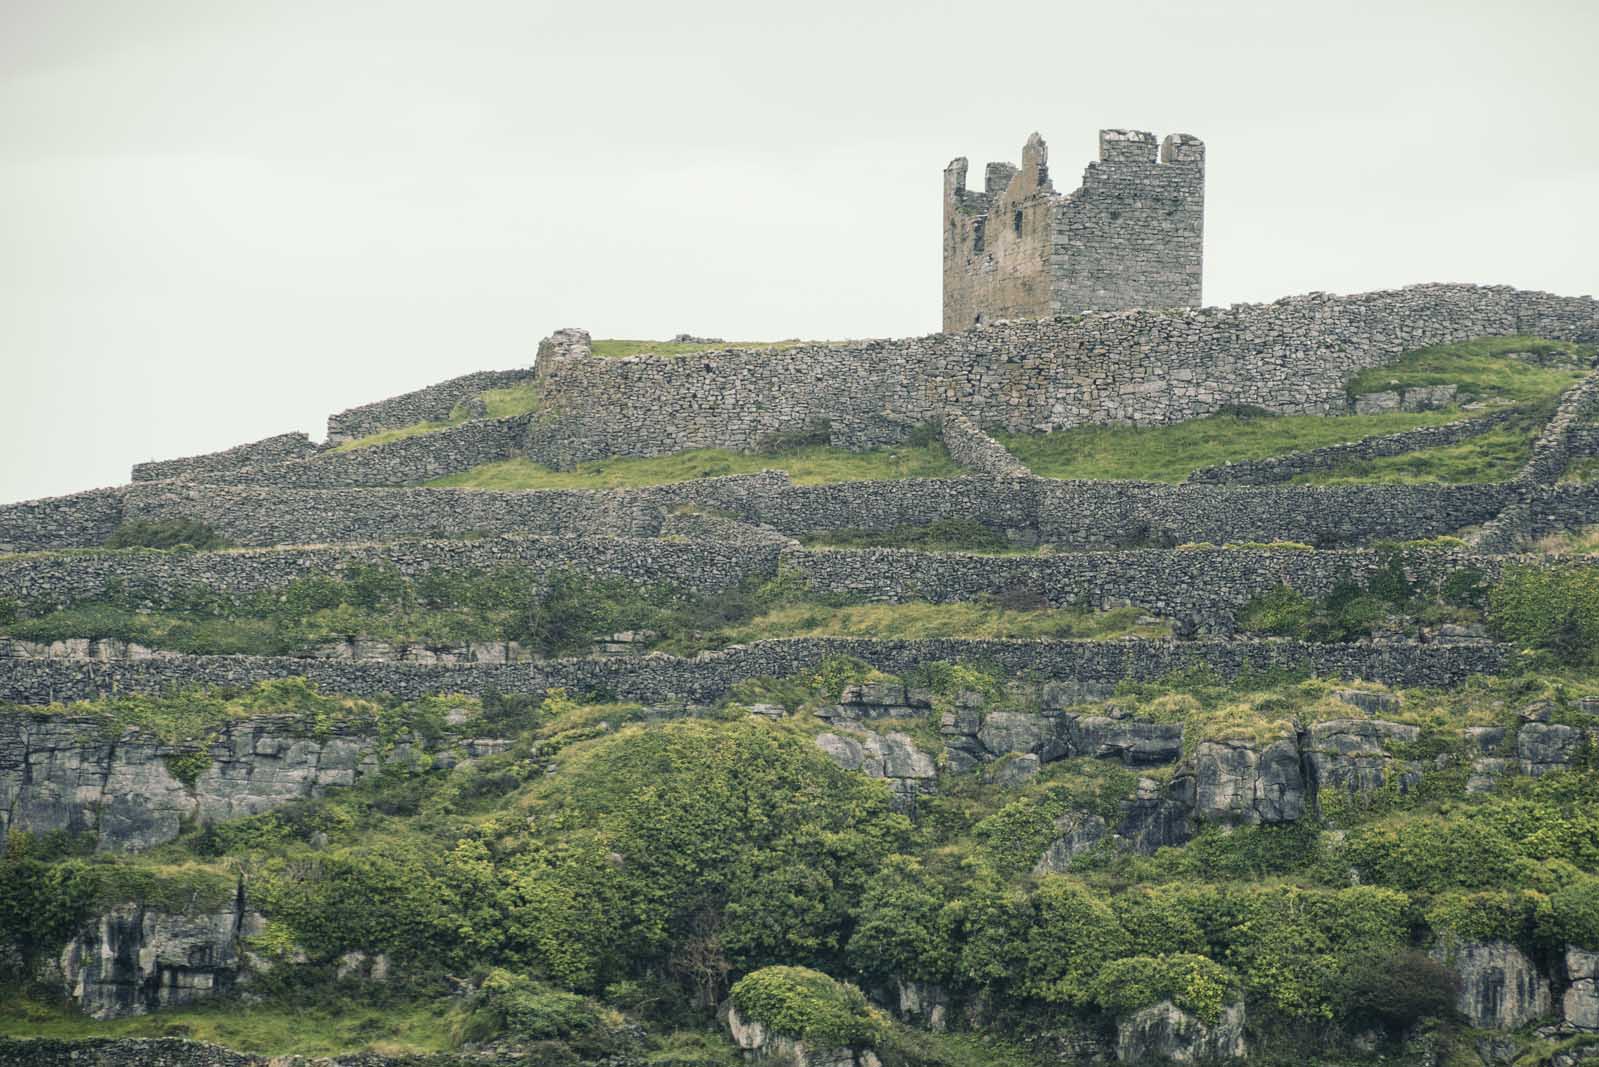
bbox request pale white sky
[2,0,1595,503]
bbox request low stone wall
[782,547,1542,630]
[529,285,1599,469]
[0,487,127,554]
[1517,368,1599,486]
[939,414,1031,477]
[0,534,778,610]
[130,432,321,483]
[0,637,1514,707]
[193,415,530,489]
[1184,409,1521,485]
[325,366,534,443]
[0,1040,262,1067]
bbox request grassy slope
[715,602,1171,644]
[332,381,542,453]
[998,338,1588,483]
[426,441,963,489]
[1290,408,1546,485]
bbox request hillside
[3,291,1599,1067]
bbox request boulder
[1332,688,1401,716]
[978,711,1065,760]
[1430,938,1552,1029]
[1115,1000,1246,1063]
[727,1005,882,1067]
[986,753,1041,787]
[1068,716,1183,766]
[1565,946,1599,1031]
[815,729,935,810]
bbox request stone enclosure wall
[530,284,1599,470]
[324,366,534,443]
[130,432,321,483]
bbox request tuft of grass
[427,442,963,489]
[1563,456,1599,485]
[1536,526,1599,555]
[333,380,541,452]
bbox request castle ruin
[942,129,1205,330]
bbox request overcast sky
[3,0,1595,504]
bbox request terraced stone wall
[530,284,1599,468]
[0,637,1513,706]
[0,475,1522,555]
[130,432,320,483]
[324,367,534,443]
[0,535,778,609]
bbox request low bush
[104,517,228,551]
[728,966,879,1048]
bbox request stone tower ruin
[942,129,1205,331]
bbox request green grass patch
[716,601,1169,644]
[333,380,542,453]
[1291,407,1547,485]
[1563,456,1599,485]
[994,410,1462,482]
[426,441,963,489]
[1538,526,1599,555]
[1346,335,1591,403]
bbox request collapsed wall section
[324,367,534,444]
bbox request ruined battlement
[943,128,1205,330]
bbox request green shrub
[104,517,228,550]
[1425,889,1547,945]
[1008,878,1130,1006]
[1488,564,1599,665]
[0,857,101,979]
[1335,948,1461,1030]
[462,969,605,1041]
[1237,585,1314,636]
[1547,878,1599,950]
[1091,953,1234,1023]
[846,855,959,985]
[1339,817,1523,891]
[728,966,878,1048]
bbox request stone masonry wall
[938,414,1032,477]
[130,433,321,483]
[194,414,529,489]
[532,285,1599,470]
[324,367,534,443]
[0,475,1526,555]
[0,534,778,610]
[1184,409,1522,485]
[0,637,1514,707]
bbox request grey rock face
[1115,1000,1246,1063]
[1565,946,1599,1031]
[61,899,257,1019]
[1182,738,1305,825]
[727,1006,882,1067]
[0,713,394,853]
[1305,718,1422,805]
[1430,938,1552,1029]
[815,729,935,810]
[1518,723,1591,777]
[1035,813,1109,874]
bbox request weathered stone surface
[1182,738,1306,825]
[1305,718,1422,804]
[1115,1000,1246,1063]
[1035,813,1109,874]
[1518,722,1590,777]
[815,729,935,810]
[894,979,949,1032]
[1430,938,1553,1029]
[1565,946,1599,1031]
[61,899,257,1019]
[727,1005,882,1067]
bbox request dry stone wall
[939,414,1032,477]
[324,367,533,443]
[1184,409,1522,485]
[531,285,1599,469]
[0,534,778,610]
[131,433,321,483]
[194,415,529,489]
[0,637,1514,707]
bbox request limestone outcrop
[1115,1000,1247,1063]
[726,1005,882,1067]
[1430,938,1552,1029]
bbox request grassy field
[426,441,963,489]
[993,409,1463,482]
[1346,335,1591,402]
[997,338,1586,483]
[1291,408,1546,485]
